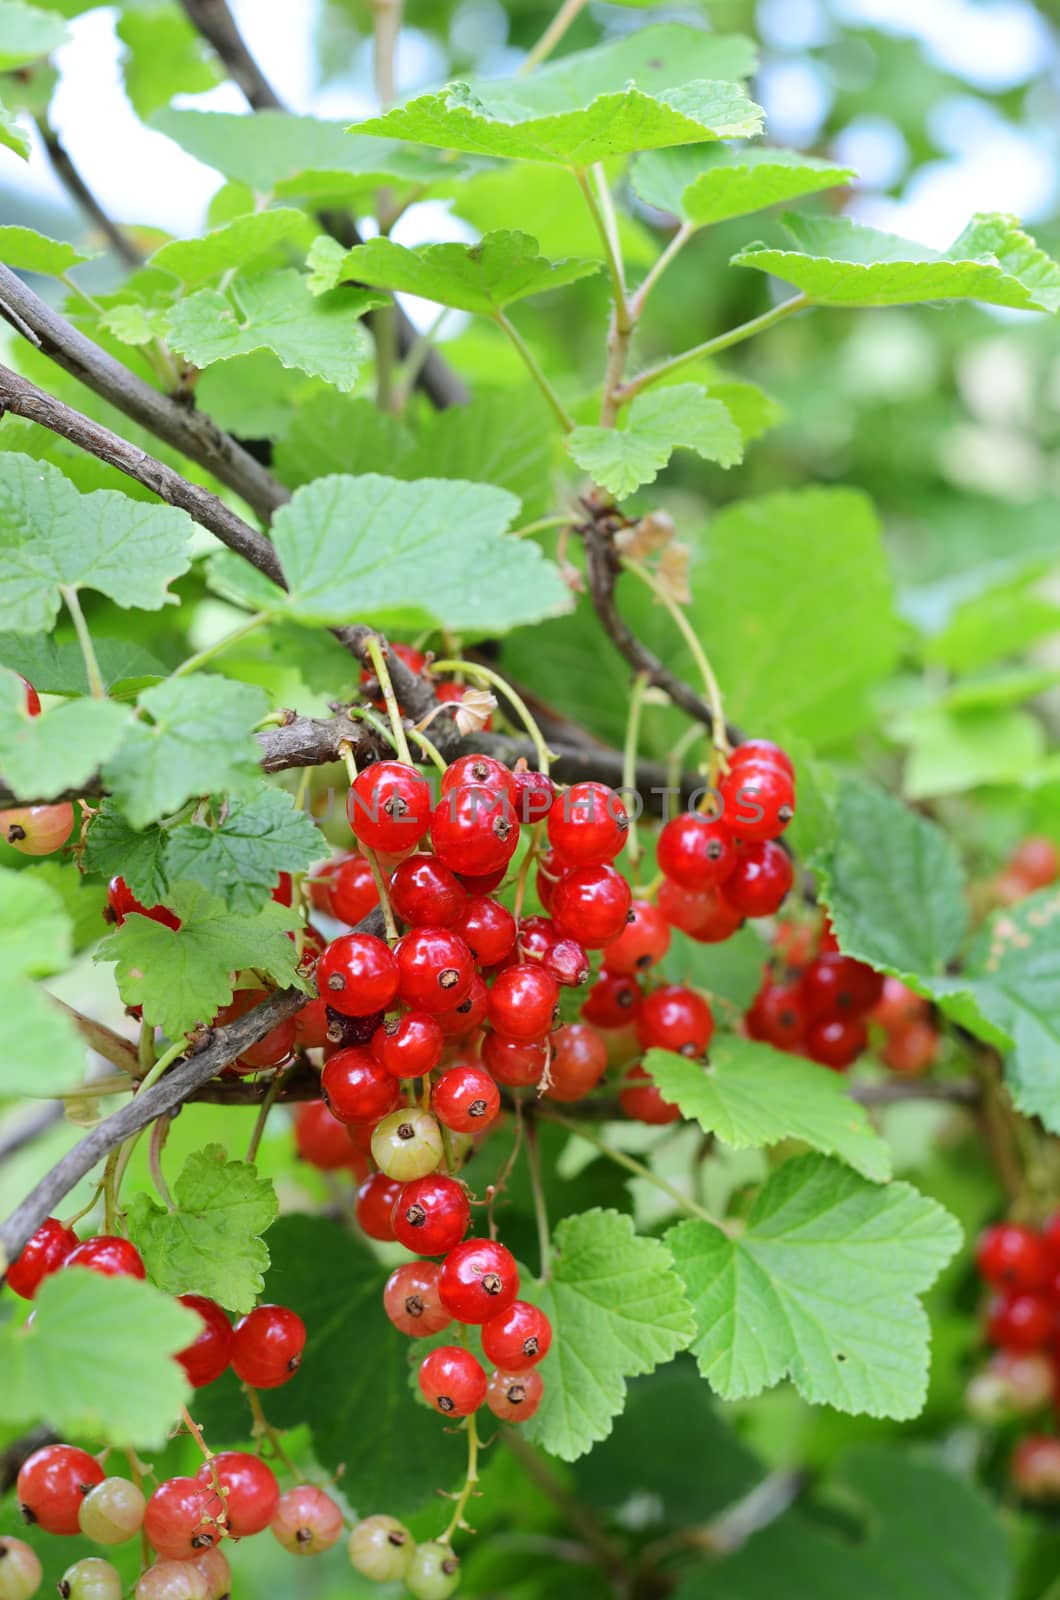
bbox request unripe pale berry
[383,1260,453,1337]
[348,1515,414,1582]
[134,1564,209,1600]
[405,1541,461,1600]
[1,802,74,856]
[78,1476,147,1544]
[269,1485,344,1555]
[370,1107,443,1181]
[0,1538,42,1600]
[189,1549,230,1600]
[58,1558,122,1600]
[486,1366,544,1422]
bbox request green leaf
[127,1144,279,1314]
[0,862,70,977]
[102,676,268,831]
[521,1207,695,1461]
[0,454,193,633]
[82,802,168,904]
[0,632,166,694]
[569,384,741,498]
[0,668,128,798]
[164,788,321,914]
[257,474,570,633]
[96,884,307,1037]
[149,209,307,287]
[0,1269,196,1447]
[0,864,86,1098]
[646,1037,891,1182]
[97,303,170,347]
[692,488,901,746]
[668,1154,961,1418]
[662,924,767,1014]
[0,0,67,69]
[733,210,1060,311]
[166,271,378,391]
[0,95,30,160]
[706,377,782,444]
[357,26,762,166]
[633,146,855,227]
[0,224,95,276]
[898,703,1046,800]
[312,230,599,313]
[813,777,968,982]
[447,162,659,268]
[116,3,220,120]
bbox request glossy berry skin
[482,1301,552,1370]
[619,1064,681,1126]
[321,1047,401,1126]
[636,985,713,1058]
[406,1543,460,1600]
[456,896,517,967]
[880,1021,939,1075]
[58,1557,122,1600]
[986,1291,1055,1353]
[328,855,380,925]
[544,937,590,988]
[535,848,567,912]
[546,1023,608,1102]
[747,983,806,1051]
[719,761,795,843]
[195,1453,278,1538]
[270,1485,344,1555]
[439,1238,519,1324]
[805,1015,868,1071]
[317,933,399,1018]
[6,1216,78,1299]
[144,1479,224,1560]
[441,755,517,806]
[293,1101,358,1171]
[658,880,743,943]
[517,915,555,963]
[135,1563,209,1600]
[348,1516,413,1583]
[657,813,736,890]
[393,1175,470,1255]
[64,1235,145,1280]
[383,1261,452,1337]
[436,972,488,1039]
[2,802,75,855]
[293,997,330,1051]
[78,1477,146,1546]
[105,876,181,931]
[372,1012,444,1079]
[727,739,794,778]
[17,1445,105,1535]
[481,1033,547,1088]
[176,1296,232,1389]
[603,899,671,975]
[355,1174,403,1241]
[418,1344,487,1417]
[487,963,559,1042]
[0,1538,41,1600]
[431,1063,501,1133]
[325,1005,385,1052]
[371,1108,444,1181]
[552,864,632,948]
[549,782,628,867]
[347,761,431,853]
[192,1549,232,1600]
[430,784,518,877]
[231,1304,306,1389]
[396,926,476,1014]
[721,841,794,917]
[977,1223,1051,1293]
[389,856,467,928]
[514,768,555,824]
[800,954,865,1023]
[582,971,641,1029]
[487,1367,543,1423]
[872,976,932,1032]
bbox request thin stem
[245,1068,290,1165]
[574,169,629,332]
[61,586,105,699]
[429,659,552,773]
[622,672,650,870]
[179,1405,215,1461]
[620,557,728,753]
[244,1386,300,1478]
[393,304,451,408]
[539,1109,722,1226]
[518,0,588,73]
[372,0,402,108]
[513,514,574,539]
[494,312,575,433]
[171,611,271,678]
[136,1037,188,1097]
[618,293,809,405]
[148,1116,175,1210]
[374,302,397,412]
[488,1096,524,1240]
[406,726,448,775]
[524,1115,552,1279]
[363,847,399,945]
[442,1412,480,1543]
[629,221,695,320]
[366,636,414,765]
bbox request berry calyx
[602,898,671,975]
[6,1216,78,1299]
[230,1304,306,1389]
[481,1300,552,1370]
[405,1541,460,1600]
[392,1174,471,1255]
[355,1172,403,1241]
[316,933,400,1017]
[635,985,713,1057]
[977,1223,1051,1293]
[486,1367,544,1422]
[370,1107,444,1181]
[582,971,641,1028]
[418,1344,488,1416]
[487,963,559,1041]
[348,1515,413,1583]
[383,1260,453,1337]
[18,1445,105,1535]
[438,1237,519,1323]
[395,926,476,1014]
[347,760,432,853]
[547,781,628,865]
[1,802,75,856]
[269,1485,344,1555]
[321,1046,401,1125]
[175,1295,232,1389]
[430,784,518,877]
[63,1235,145,1280]
[371,1011,445,1079]
[143,1478,225,1560]
[195,1452,278,1538]
[431,1062,501,1133]
[656,813,736,890]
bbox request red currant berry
[481,1033,547,1087]
[1012,1435,1060,1500]
[486,1367,543,1423]
[552,864,632,948]
[2,802,74,855]
[18,674,41,716]
[582,970,641,1028]
[441,755,517,806]
[371,1012,444,1079]
[977,1223,1051,1293]
[18,1445,105,1535]
[436,972,488,1039]
[230,1304,306,1389]
[176,1296,232,1389]
[603,899,671,975]
[292,997,329,1050]
[535,848,568,911]
[418,1345,487,1417]
[546,1023,608,1102]
[431,1063,501,1133]
[619,1064,681,1125]
[658,879,743,942]
[383,1260,452,1337]
[517,915,555,962]
[396,926,476,1014]
[306,856,343,917]
[482,1301,552,1370]
[544,937,590,988]
[636,985,713,1057]
[805,1015,867,1070]
[513,768,555,824]
[872,976,932,1032]
[487,964,559,1042]
[800,954,864,1022]
[370,1108,443,1180]
[430,785,518,877]
[1009,836,1059,890]
[6,1216,78,1299]
[195,1453,278,1538]
[392,1175,470,1255]
[389,856,467,928]
[880,1020,939,1075]
[293,1101,356,1170]
[317,934,400,1017]
[269,1485,344,1556]
[324,1006,385,1052]
[456,865,509,895]
[144,1480,224,1560]
[772,918,817,971]
[134,1564,209,1600]
[327,855,380,925]
[187,1553,229,1600]
[105,876,181,931]
[347,761,431,854]
[987,1291,1055,1353]
[355,1173,403,1241]
[322,1047,401,1125]
[214,987,296,1072]
[439,1238,519,1323]
[727,739,794,777]
[719,762,795,843]
[547,782,628,865]
[721,841,793,917]
[746,983,806,1051]
[64,1235,145,1280]
[657,814,736,890]
[455,896,516,967]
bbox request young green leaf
[0,454,193,632]
[0,1270,197,1448]
[521,1207,696,1461]
[645,1038,891,1182]
[98,303,170,346]
[116,4,220,120]
[166,271,380,390]
[149,208,307,287]
[164,788,321,914]
[568,384,742,499]
[0,94,30,160]
[632,146,855,227]
[127,1144,279,1314]
[0,667,128,798]
[102,676,268,831]
[668,1154,961,1418]
[705,377,782,444]
[0,1,67,70]
[0,223,96,276]
[82,803,169,905]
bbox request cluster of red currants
[0,675,76,857]
[991,835,1059,907]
